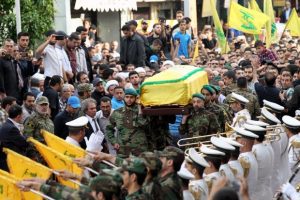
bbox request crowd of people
[0,7,300,200]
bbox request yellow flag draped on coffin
[42,129,86,159]
[228,1,270,34]
[28,137,83,189]
[140,66,208,106]
[264,0,277,48]
[285,8,300,36]
[0,174,22,200]
[3,148,53,200]
[210,0,229,54]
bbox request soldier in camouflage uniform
[77,83,93,102]
[210,85,233,125]
[120,157,152,200]
[106,88,149,157]
[140,152,163,200]
[201,85,225,132]
[221,70,237,96]
[225,77,260,119]
[157,146,184,200]
[24,96,54,142]
[179,93,219,137]
[18,169,123,200]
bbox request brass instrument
[177,133,226,148]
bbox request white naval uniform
[219,163,235,181]
[228,160,244,178]
[280,130,291,184]
[238,152,258,200]
[288,134,300,186]
[65,136,80,147]
[231,109,251,128]
[252,143,273,200]
[204,172,220,192]
[189,179,208,200]
[183,190,195,200]
[270,139,282,194]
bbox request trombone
[265,125,284,142]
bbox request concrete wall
[97,11,121,44]
[53,0,72,33]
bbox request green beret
[124,88,138,96]
[192,93,205,100]
[202,85,215,95]
[210,85,221,93]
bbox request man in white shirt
[65,116,89,147]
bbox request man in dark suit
[280,1,292,23]
[0,104,28,171]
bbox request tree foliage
[0,0,55,48]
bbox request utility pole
[15,0,21,34]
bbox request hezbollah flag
[264,0,277,48]
[210,0,229,54]
[285,8,300,36]
[28,137,83,189]
[0,174,22,200]
[248,0,261,41]
[3,148,53,200]
[228,1,270,34]
[42,130,86,159]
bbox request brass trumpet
[265,133,281,142]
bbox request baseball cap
[140,152,162,171]
[155,146,184,159]
[150,55,158,63]
[92,78,103,87]
[67,96,81,108]
[36,96,49,105]
[89,174,122,194]
[120,157,147,174]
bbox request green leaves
[0,0,54,48]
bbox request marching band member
[210,136,235,181]
[229,92,250,128]
[244,123,273,200]
[65,116,88,147]
[282,115,300,186]
[219,136,244,178]
[185,148,210,200]
[235,127,259,200]
[178,163,195,200]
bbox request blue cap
[67,96,81,108]
[150,55,158,63]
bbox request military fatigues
[179,108,219,137]
[214,102,233,126]
[159,172,183,200]
[147,115,175,151]
[143,178,162,200]
[205,102,225,132]
[222,83,237,97]
[226,88,261,119]
[24,111,54,142]
[126,188,152,200]
[106,104,149,157]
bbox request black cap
[56,31,69,38]
[45,29,56,37]
[127,20,138,27]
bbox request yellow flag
[28,137,83,188]
[264,0,277,48]
[228,1,270,34]
[0,174,22,200]
[192,41,199,63]
[285,8,300,36]
[210,0,229,54]
[249,0,261,12]
[3,148,53,200]
[42,129,86,159]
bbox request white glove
[86,133,104,152]
[282,182,300,200]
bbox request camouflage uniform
[222,83,237,97]
[205,102,225,132]
[147,115,175,151]
[106,104,149,157]
[23,111,54,142]
[157,146,184,200]
[140,152,163,200]
[225,88,261,119]
[179,108,219,137]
